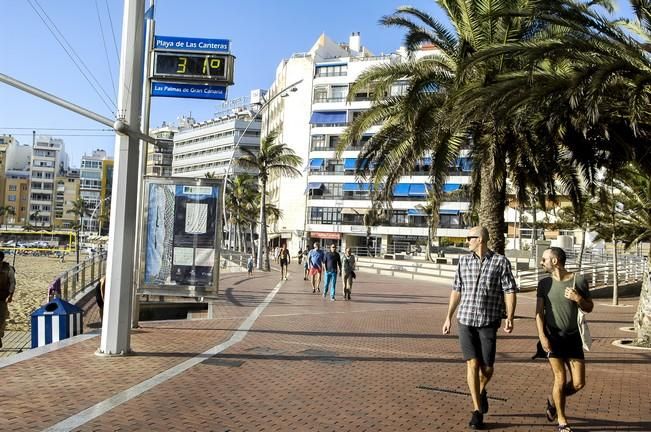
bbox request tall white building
[80,149,111,233]
[171,97,262,178]
[266,33,472,253]
[27,136,69,227]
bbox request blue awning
[443,183,461,193]
[408,208,427,216]
[393,183,410,197]
[421,157,432,166]
[342,183,372,192]
[310,111,347,125]
[309,158,325,169]
[408,184,427,197]
[315,62,347,68]
[344,158,371,170]
[439,209,460,215]
[343,158,357,170]
[307,182,324,190]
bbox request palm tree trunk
[238,224,244,253]
[366,227,372,257]
[633,257,651,347]
[612,233,619,306]
[257,180,270,271]
[249,222,256,254]
[426,223,433,262]
[479,156,506,254]
[578,228,586,270]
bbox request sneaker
[312,288,315,293]
[469,410,484,429]
[480,389,489,414]
[330,297,336,301]
[557,425,573,432]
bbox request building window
[315,64,347,78]
[311,135,326,151]
[8,185,17,191]
[313,86,328,103]
[8,195,16,201]
[390,210,409,226]
[308,207,342,224]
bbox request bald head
[469,226,489,242]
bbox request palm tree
[362,200,386,258]
[225,174,259,252]
[29,209,41,228]
[67,198,91,264]
[338,2,586,254]
[415,188,439,261]
[0,206,16,230]
[237,129,302,270]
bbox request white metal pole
[131,0,155,330]
[98,0,146,356]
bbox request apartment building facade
[264,33,472,254]
[171,103,261,179]
[53,168,80,229]
[27,136,68,227]
[79,149,110,233]
[0,135,32,226]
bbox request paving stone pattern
[0,262,649,431]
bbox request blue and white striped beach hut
[30,297,83,348]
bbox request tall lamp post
[221,79,303,255]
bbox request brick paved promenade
[1,262,649,431]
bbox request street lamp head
[280,87,299,98]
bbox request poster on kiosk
[139,178,221,298]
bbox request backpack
[0,261,13,301]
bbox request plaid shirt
[453,250,518,327]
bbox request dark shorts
[546,329,584,360]
[280,259,288,267]
[458,320,500,366]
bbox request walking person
[0,251,17,349]
[273,246,280,264]
[279,244,291,280]
[442,226,518,430]
[537,247,593,432]
[323,243,342,301]
[308,242,325,293]
[297,247,303,265]
[342,247,356,300]
[247,255,254,277]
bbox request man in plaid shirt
[442,226,518,430]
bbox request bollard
[81,264,86,289]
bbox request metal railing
[47,252,107,301]
[512,255,647,291]
[219,250,250,272]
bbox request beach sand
[5,254,86,332]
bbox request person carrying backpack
[0,251,17,349]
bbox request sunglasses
[466,236,479,241]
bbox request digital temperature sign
[152,52,235,85]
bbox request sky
[0,0,635,166]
